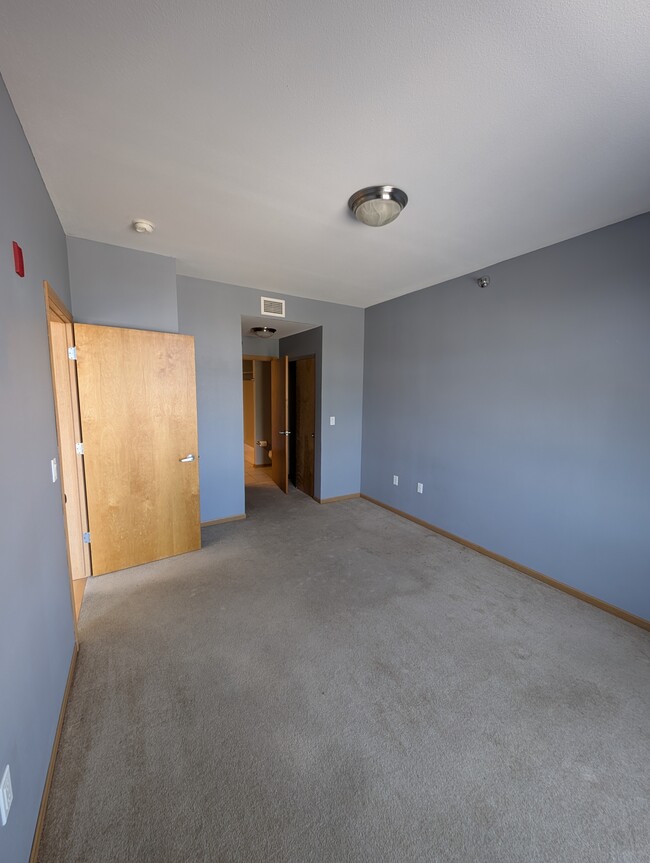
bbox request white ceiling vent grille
[261,297,285,318]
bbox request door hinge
[68,346,77,361]
[76,442,84,455]
[83,532,91,544]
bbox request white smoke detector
[132,219,155,234]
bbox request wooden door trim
[43,282,86,636]
[44,280,72,323]
[44,287,92,581]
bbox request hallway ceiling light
[348,186,408,227]
[251,327,277,338]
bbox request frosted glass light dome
[348,186,408,227]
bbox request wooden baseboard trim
[29,642,79,863]
[201,514,246,527]
[317,493,361,504]
[361,495,650,632]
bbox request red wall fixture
[13,241,25,277]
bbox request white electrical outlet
[329,416,336,426]
[393,475,399,486]
[0,764,13,826]
[51,458,58,483]
[417,482,424,494]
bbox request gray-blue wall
[0,75,76,863]
[64,242,365,524]
[68,237,178,332]
[362,213,650,620]
[177,278,364,521]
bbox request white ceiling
[1,0,649,308]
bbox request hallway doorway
[241,317,321,505]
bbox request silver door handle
[179,454,195,462]
[278,431,291,436]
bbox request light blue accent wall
[0,74,76,863]
[67,237,178,332]
[177,277,364,521]
[362,213,650,620]
[281,327,323,498]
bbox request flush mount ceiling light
[348,186,408,227]
[132,219,155,234]
[251,326,277,339]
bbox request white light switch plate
[417,482,424,494]
[51,458,58,483]
[0,764,13,826]
[329,416,335,426]
[393,475,399,486]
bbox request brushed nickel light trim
[251,327,277,338]
[348,186,408,227]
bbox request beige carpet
[39,486,650,862]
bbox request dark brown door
[271,356,289,493]
[294,357,315,497]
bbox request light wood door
[75,324,201,575]
[295,357,315,498]
[271,355,289,493]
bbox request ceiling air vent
[261,297,285,318]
